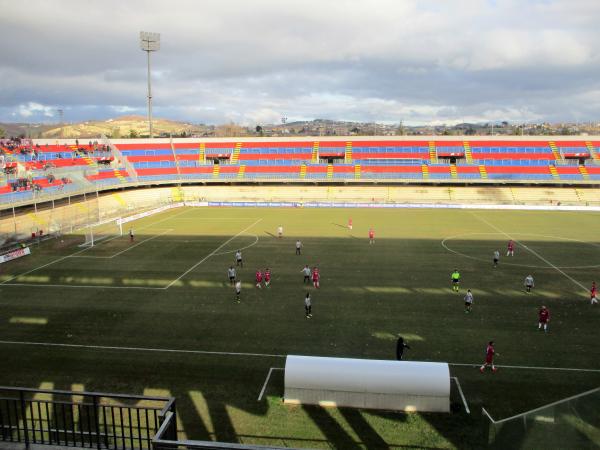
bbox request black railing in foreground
[0,386,175,450]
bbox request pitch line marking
[164,218,263,289]
[441,232,600,269]
[451,377,470,414]
[213,235,259,256]
[469,212,589,292]
[1,283,165,290]
[68,229,173,259]
[257,367,285,401]
[0,340,599,373]
[0,207,192,286]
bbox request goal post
[78,218,123,248]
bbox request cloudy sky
[1,0,600,125]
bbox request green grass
[1,206,599,449]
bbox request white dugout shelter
[284,355,450,412]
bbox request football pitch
[1,206,599,449]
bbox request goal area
[78,218,123,248]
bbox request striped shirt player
[296,240,302,255]
[235,280,241,303]
[235,250,243,268]
[493,250,500,267]
[228,266,236,285]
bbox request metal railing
[0,386,174,450]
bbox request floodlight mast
[139,31,160,138]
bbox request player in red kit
[264,268,271,287]
[348,218,353,230]
[591,281,598,305]
[480,341,499,373]
[507,240,514,257]
[538,306,550,332]
[255,270,263,289]
[312,267,320,288]
[369,227,375,244]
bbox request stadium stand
[1,137,600,204]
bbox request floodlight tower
[139,31,160,138]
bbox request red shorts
[485,356,494,364]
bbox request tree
[0,127,5,138]
[255,125,264,136]
[129,129,139,138]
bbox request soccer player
[538,306,550,332]
[524,274,534,293]
[296,240,302,255]
[451,269,460,292]
[235,280,241,303]
[396,336,411,361]
[129,228,134,242]
[507,240,515,257]
[277,225,283,238]
[480,341,499,373]
[464,289,474,313]
[255,269,263,289]
[348,218,353,230]
[235,250,243,268]
[312,266,320,288]
[301,265,311,284]
[304,292,312,318]
[591,281,598,305]
[369,227,375,244]
[264,268,271,287]
[228,266,236,286]
[493,250,500,268]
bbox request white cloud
[17,102,55,118]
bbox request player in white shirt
[301,265,311,284]
[464,289,474,313]
[304,293,312,318]
[277,226,283,238]
[524,275,534,293]
[228,266,236,285]
[296,240,302,255]
[235,250,243,268]
[493,250,500,268]
[235,280,241,303]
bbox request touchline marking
[0,340,599,373]
[1,283,165,290]
[0,341,285,358]
[1,207,191,286]
[257,367,285,401]
[164,218,263,289]
[68,229,173,259]
[469,211,589,292]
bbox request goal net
[78,218,123,248]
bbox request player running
[296,240,302,255]
[464,289,474,313]
[304,292,312,318]
[228,266,236,285]
[480,341,499,373]
[493,250,500,268]
[255,269,263,289]
[301,265,311,284]
[264,268,271,287]
[507,240,515,257]
[235,250,243,268]
[369,227,375,244]
[451,269,461,292]
[312,266,320,288]
[524,274,534,293]
[538,306,550,332]
[591,281,598,305]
